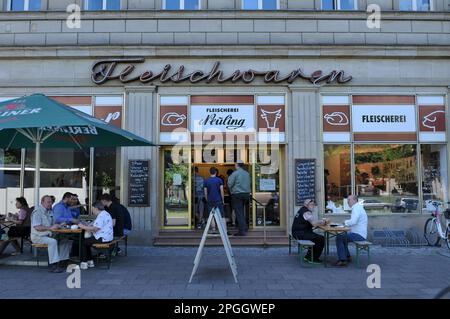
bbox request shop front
[0,55,448,245]
[158,94,286,233]
[321,94,448,233]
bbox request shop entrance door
[161,145,284,230]
[192,163,252,231]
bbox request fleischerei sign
[159,95,286,143]
[352,105,416,133]
[323,95,446,143]
[191,105,254,132]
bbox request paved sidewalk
[0,245,449,299]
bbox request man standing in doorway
[204,167,226,233]
[228,160,251,236]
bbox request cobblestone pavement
[0,245,449,299]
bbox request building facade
[0,0,449,245]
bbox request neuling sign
[191,105,254,132]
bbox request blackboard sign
[295,159,316,206]
[128,160,150,207]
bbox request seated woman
[3,197,32,255]
[77,202,113,269]
[291,199,329,264]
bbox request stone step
[153,235,289,246]
[157,230,287,238]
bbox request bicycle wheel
[446,226,450,250]
[424,218,440,246]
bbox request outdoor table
[317,224,351,267]
[51,228,84,263]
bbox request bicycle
[423,200,450,250]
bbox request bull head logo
[324,112,349,126]
[161,112,186,126]
[422,110,445,132]
[260,108,282,129]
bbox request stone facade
[0,2,449,244]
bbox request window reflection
[355,144,418,213]
[255,148,280,226]
[340,0,356,10]
[324,145,351,212]
[24,148,90,210]
[93,148,120,201]
[421,145,448,209]
[243,0,259,9]
[0,149,21,215]
[164,150,189,227]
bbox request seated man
[291,199,328,264]
[77,202,113,269]
[53,192,78,225]
[69,193,85,219]
[334,194,368,267]
[30,195,72,273]
[112,196,132,237]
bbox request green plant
[96,171,113,187]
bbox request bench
[92,236,127,269]
[298,240,315,266]
[288,233,300,255]
[31,243,49,267]
[354,241,372,267]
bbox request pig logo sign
[422,110,445,132]
[324,112,349,126]
[260,108,282,129]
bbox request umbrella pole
[34,141,40,207]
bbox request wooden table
[51,228,84,262]
[317,224,351,267]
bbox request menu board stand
[295,159,316,206]
[128,160,150,207]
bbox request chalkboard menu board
[295,159,316,206]
[128,160,150,207]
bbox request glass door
[162,148,191,229]
[191,146,253,230]
[252,146,283,228]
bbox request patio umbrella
[0,94,156,205]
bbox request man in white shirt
[78,202,113,269]
[334,195,368,267]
